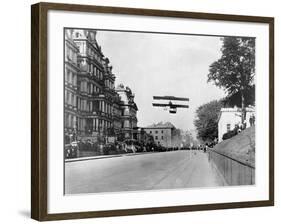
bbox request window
[73,52,77,64]
[69,71,72,84]
[73,75,77,86]
[65,69,69,82]
[161,136,164,140]
[71,94,74,106]
[161,130,164,134]
[68,115,71,128]
[150,131,152,134]
[77,98,80,110]
[155,136,158,140]
[90,84,93,94]
[69,49,72,61]
[155,130,158,134]
[67,70,71,83]
[68,92,72,105]
[227,123,231,132]
[71,116,74,128]
[89,102,92,112]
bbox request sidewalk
[65,151,160,163]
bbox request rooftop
[220,107,255,112]
[217,106,255,123]
[145,122,175,129]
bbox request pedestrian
[239,123,243,132]
[214,138,218,145]
[242,120,247,130]
[249,115,253,127]
[252,114,255,126]
[237,123,242,133]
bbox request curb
[65,151,160,163]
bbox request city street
[65,150,226,194]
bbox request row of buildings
[64,29,138,144]
[64,28,188,149]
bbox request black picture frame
[31,2,274,221]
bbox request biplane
[152,96,189,114]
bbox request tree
[221,85,255,108]
[208,37,255,122]
[194,100,223,142]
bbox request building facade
[64,29,137,144]
[64,29,80,144]
[116,84,138,140]
[218,107,255,142]
[133,128,154,145]
[143,122,181,148]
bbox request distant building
[133,127,154,145]
[112,93,123,140]
[181,130,197,147]
[116,84,138,140]
[143,122,181,148]
[218,107,255,142]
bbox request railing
[208,149,255,186]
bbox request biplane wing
[153,96,189,101]
[152,103,171,107]
[152,95,189,114]
[170,104,189,108]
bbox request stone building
[112,93,123,140]
[64,29,80,143]
[115,84,138,140]
[64,29,138,144]
[133,127,154,145]
[143,122,182,148]
[72,29,115,142]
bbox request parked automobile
[64,141,78,159]
[123,139,141,153]
[103,143,118,155]
[154,145,166,152]
[181,147,191,150]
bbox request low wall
[208,149,255,186]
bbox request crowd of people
[64,138,168,159]
[222,114,255,141]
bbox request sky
[96,30,226,131]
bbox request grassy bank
[214,126,255,167]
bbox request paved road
[65,150,226,194]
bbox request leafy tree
[194,100,223,142]
[208,37,255,122]
[221,85,255,108]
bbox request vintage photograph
[64,28,255,195]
